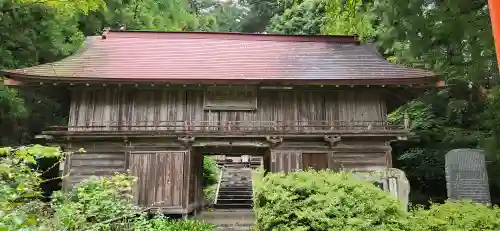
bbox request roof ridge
[103,30,361,44]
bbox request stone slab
[445,149,491,204]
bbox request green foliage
[77,0,200,35]
[194,0,248,32]
[203,156,219,186]
[0,1,84,69]
[0,145,214,230]
[0,0,82,145]
[15,0,105,14]
[203,184,217,202]
[239,0,297,32]
[267,0,327,35]
[371,0,500,204]
[408,201,500,231]
[370,0,498,84]
[253,169,500,231]
[388,83,489,203]
[322,0,375,40]
[252,170,408,230]
[131,216,215,231]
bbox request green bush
[204,184,217,202]
[203,156,219,186]
[408,200,500,231]
[131,215,215,231]
[253,169,408,231]
[0,145,215,231]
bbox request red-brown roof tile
[1,31,437,85]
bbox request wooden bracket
[177,136,196,148]
[265,136,283,147]
[266,136,283,144]
[324,135,341,147]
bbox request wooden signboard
[204,86,257,111]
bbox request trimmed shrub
[253,169,408,231]
[408,200,500,231]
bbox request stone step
[218,194,253,199]
[219,186,252,189]
[218,194,252,198]
[216,226,253,231]
[202,217,254,226]
[215,203,252,209]
[219,188,253,195]
[198,210,255,230]
[217,199,252,204]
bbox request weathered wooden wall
[63,142,127,189]
[67,87,387,131]
[63,142,203,215]
[268,140,391,172]
[129,151,187,209]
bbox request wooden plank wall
[68,88,387,131]
[269,150,302,173]
[269,140,391,173]
[128,151,187,208]
[64,142,127,189]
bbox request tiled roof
[1,31,437,85]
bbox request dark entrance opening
[302,153,329,170]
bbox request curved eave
[1,71,439,87]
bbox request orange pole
[489,0,500,71]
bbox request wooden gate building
[1,30,437,215]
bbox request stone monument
[445,149,491,204]
[352,168,410,210]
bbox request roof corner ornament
[102,27,111,39]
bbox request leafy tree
[266,0,373,37]
[267,0,327,35]
[195,0,248,32]
[15,0,105,14]
[322,0,375,40]
[370,0,498,85]
[239,0,298,32]
[372,0,499,203]
[0,1,82,145]
[78,0,200,35]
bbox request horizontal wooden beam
[193,141,270,148]
[41,131,411,140]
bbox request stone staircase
[215,163,253,209]
[199,163,254,230]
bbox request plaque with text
[445,149,491,204]
[204,86,257,111]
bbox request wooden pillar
[489,0,500,72]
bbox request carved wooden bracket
[265,136,283,147]
[324,135,341,147]
[177,136,196,148]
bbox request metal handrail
[213,167,224,205]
